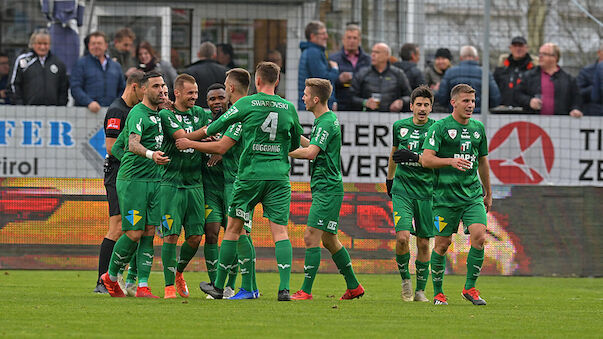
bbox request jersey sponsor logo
[194,116,199,123]
[162,214,174,230]
[460,141,471,152]
[454,153,475,168]
[408,140,419,151]
[319,130,329,144]
[489,121,554,184]
[251,99,289,110]
[400,128,409,138]
[168,117,179,128]
[429,131,436,146]
[461,128,470,139]
[107,118,121,130]
[327,220,337,231]
[410,129,421,139]
[434,216,447,232]
[126,210,142,226]
[136,118,143,132]
[474,131,480,139]
[252,143,281,153]
[448,129,457,139]
[222,105,238,119]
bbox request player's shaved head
[305,78,332,105]
[126,69,145,86]
[174,74,197,90]
[255,62,280,85]
[225,68,251,94]
[451,84,475,100]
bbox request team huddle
[94,60,490,306]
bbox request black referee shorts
[103,161,120,217]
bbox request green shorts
[392,194,434,238]
[228,179,291,229]
[433,201,487,237]
[307,192,343,235]
[116,179,161,230]
[224,182,253,232]
[159,185,205,238]
[204,187,227,226]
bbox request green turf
[0,271,600,338]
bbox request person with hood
[298,20,338,110]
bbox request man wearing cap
[494,36,534,107]
[425,48,453,112]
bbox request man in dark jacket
[351,43,411,112]
[393,43,426,90]
[9,30,68,105]
[183,41,228,108]
[576,44,603,116]
[108,27,137,75]
[515,43,582,117]
[71,31,125,113]
[329,24,371,111]
[493,36,534,107]
[298,20,339,110]
[435,45,500,113]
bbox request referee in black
[94,70,145,293]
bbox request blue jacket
[435,60,501,113]
[329,47,371,110]
[71,53,125,107]
[298,41,338,109]
[577,61,603,116]
[591,61,603,115]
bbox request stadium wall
[0,106,601,276]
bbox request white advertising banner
[1,106,601,186]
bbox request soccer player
[197,62,303,301]
[387,86,436,302]
[201,83,239,298]
[159,74,213,299]
[101,71,170,298]
[177,69,259,300]
[289,78,364,301]
[420,83,491,306]
[94,70,144,294]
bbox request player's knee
[164,234,179,244]
[396,233,410,246]
[204,232,218,244]
[105,229,123,241]
[416,238,430,253]
[186,235,202,247]
[434,237,451,253]
[125,230,143,242]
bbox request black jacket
[392,60,426,90]
[494,54,534,106]
[515,66,581,115]
[351,63,411,112]
[329,47,371,111]
[576,61,603,115]
[183,59,228,107]
[9,50,68,105]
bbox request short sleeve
[224,122,242,142]
[422,123,441,152]
[104,108,124,138]
[309,119,332,151]
[160,109,184,137]
[392,121,400,147]
[126,111,144,136]
[478,123,488,157]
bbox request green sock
[332,247,359,289]
[126,252,137,283]
[162,242,177,286]
[226,255,238,289]
[415,260,430,291]
[301,247,321,294]
[465,247,484,289]
[249,236,258,291]
[274,239,292,291]
[214,240,237,289]
[108,234,138,277]
[137,235,155,286]
[237,235,254,291]
[177,241,198,273]
[431,250,446,296]
[396,253,411,280]
[204,243,219,284]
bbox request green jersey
[422,115,488,206]
[222,122,243,184]
[201,111,225,190]
[159,106,211,187]
[206,92,303,181]
[309,111,343,194]
[117,103,163,181]
[111,129,127,161]
[391,117,435,199]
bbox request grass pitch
[0,271,600,338]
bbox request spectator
[267,50,286,97]
[425,48,452,112]
[329,24,371,111]
[216,43,237,69]
[298,20,339,110]
[135,41,178,93]
[108,27,137,76]
[435,45,500,113]
[393,43,426,90]
[0,52,10,104]
[576,43,603,115]
[8,29,68,106]
[591,61,603,110]
[515,43,582,117]
[350,42,412,112]
[71,31,125,113]
[494,36,534,107]
[183,41,227,107]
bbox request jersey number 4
[261,112,278,141]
